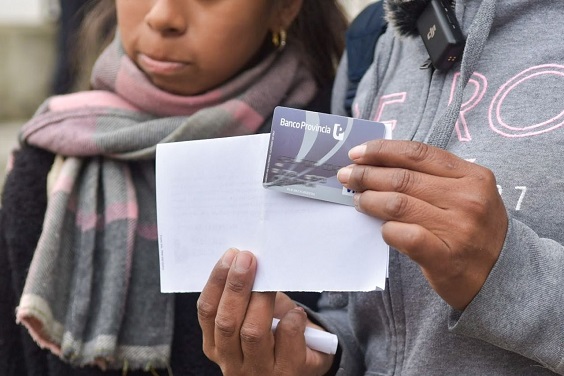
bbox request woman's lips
[138,53,188,74]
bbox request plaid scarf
[15,38,316,370]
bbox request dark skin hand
[337,140,509,310]
[197,248,334,376]
[197,139,508,375]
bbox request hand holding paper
[197,249,336,375]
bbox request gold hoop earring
[272,29,287,50]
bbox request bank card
[263,106,391,205]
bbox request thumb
[275,307,335,375]
[274,292,298,318]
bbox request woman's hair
[289,1,349,87]
[75,0,348,90]
[74,0,117,91]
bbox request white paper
[156,134,388,293]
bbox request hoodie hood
[384,0,459,37]
[381,0,498,148]
[384,0,434,37]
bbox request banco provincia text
[280,118,331,134]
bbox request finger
[273,292,298,318]
[273,307,308,374]
[380,221,446,267]
[274,308,335,376]
[338,165,457,208]
[197,248,239,355]
[239,291,277,372]
[354,190,447,231]
[214,251,257,363]
[348,140,470,178]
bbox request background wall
[0,0,54,25]
[341,0,378,19]
[0,23,56,120]
[0,0,57,120]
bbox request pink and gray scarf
[16,37,316,370]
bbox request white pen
[271,318,339,355]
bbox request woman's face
[116,0,295,96]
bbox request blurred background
[0,0,377,189]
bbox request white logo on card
[333,124,345,141]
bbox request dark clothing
[52,0,93,94]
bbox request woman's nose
[145,0,187,36]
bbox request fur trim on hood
[384,0,451,37]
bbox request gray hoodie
[313,0,564,374]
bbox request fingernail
[289,306,307,320]
[353,193,361,211]
[349,144,367,160]
[234,252,252,272]
[337,166,352,184]
[221,248,238,267]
